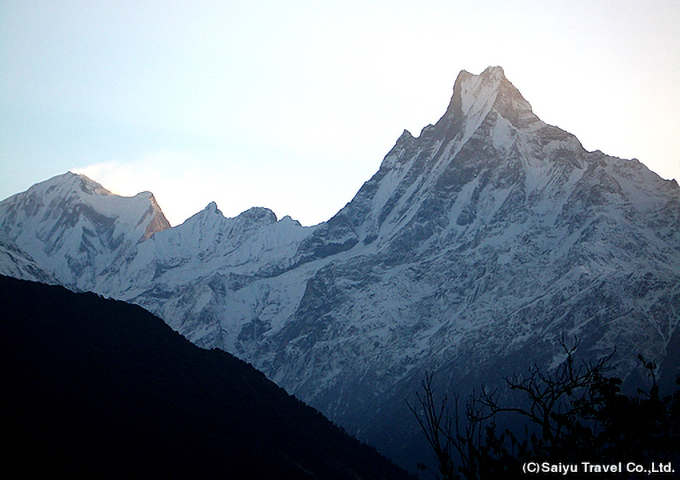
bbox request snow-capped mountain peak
[446,66,538,130]
[302,68,563,259]
[1,67,678,472]
[46,171,109,197]
[0,171,170,288]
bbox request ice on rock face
[1,68,679,471]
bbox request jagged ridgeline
[1,67,679,472]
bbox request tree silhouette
[410,338,680,479]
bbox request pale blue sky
[2,0,679,226]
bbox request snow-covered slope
[96,201,315,349]
[2,67,679,470]
[0,172,170,290]
[0,238,57,284]
[230,67,680,458]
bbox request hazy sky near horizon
[2,0,679,226]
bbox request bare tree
[409,337,622,479]
[407,372,508,480]
[478,337,614,454]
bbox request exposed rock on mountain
[2,67,678,470]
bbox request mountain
[2,66,679,471]
[0,274,411,479]
[0,172,170,290]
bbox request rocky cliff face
[2,67,679,469]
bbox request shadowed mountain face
[0,275,411,479]
[1,67,679,471]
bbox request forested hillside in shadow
[0,275,411,480]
